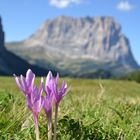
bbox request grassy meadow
[0,77,140,140]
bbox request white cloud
[49,0,83,8]
[116,1,134,11]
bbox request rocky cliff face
[0,16,50,76]
[0,17,5,52]
[6,16,139,76]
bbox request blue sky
[0,0,140,64]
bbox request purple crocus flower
[43,71,54,140]
[14,69,35,96]
[26,78,44,116]
[52,73,67,140]
[14,69,44,114]
[43,88,53,117]
[43,71,68,140]
[44,71,68,105]
[14,69,44,140]
[43,91,53,140]
[53,73,67,106]
[43,71,54,116]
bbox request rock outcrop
[0,17,5,52]
[6,16,139,76]
[0,16,51,76]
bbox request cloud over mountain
[116,1,134,11]
[49,0,82,8]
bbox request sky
[0,0,140,64]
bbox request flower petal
[39,77,44,96]
[45,71,53,87]
[26,69,35,90]
[34,99,42,113]
[45,71,54,95]
[14,74,24,92]
[33,86,39,102]
[20,75,28,93]
[43,92,53,115]
[55,73,59,85]
[26,95,32,110]
[60,81,67,94]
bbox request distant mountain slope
[6,16,139,76]
[0,16,51,76]
[120,70,140,83]
[0,49,52,76]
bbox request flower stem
[48,113,52,140]
[33,115,40,140]
[53,105,58,140]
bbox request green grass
[0,77,140,140]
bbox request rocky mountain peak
[6,16,139,75]
[29,16,134,62]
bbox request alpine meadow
[0,0,140,140]
[1,76,140,139]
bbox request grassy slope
[0,77,140,139]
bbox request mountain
[6,16,139,77]
[0,16,51,76]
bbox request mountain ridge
[6,16,139,76]
[0,16,53,76]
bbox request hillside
[121,70,140,83]
[0,17,51,76]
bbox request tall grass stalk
[33,115,40,140]
[53,105,58,140]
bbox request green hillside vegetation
[69,69,113,79]
[0,77,140,139]
[121,70,140,83]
